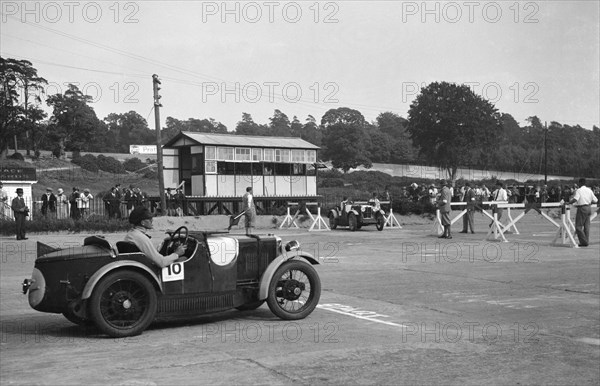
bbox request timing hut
[161,132,320,214]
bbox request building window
[205,146,216,160]
[252,148,263,161]
[252,163,263,175]
[263,163,274,175]
[306,150,317,163]
[264,148,274,161]
[235,147,251,161]
[191,154,204,174]
[205,160,217,174]
[237,162,251,174]
[275,149,290,163]
[217,161,235,175]
[218,147,234,161]
[275,163,290,175]
[292,164,306,175]
[291,150,305,163]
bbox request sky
[1,0,599,131]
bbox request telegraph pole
[544,121,548,184]
[152,74,167,215]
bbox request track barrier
[433,201,598,248]
[279,202,330,231]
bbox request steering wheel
[166,226,189,255]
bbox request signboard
[0,166,37,181]
[130,145,157,155]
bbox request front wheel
[328,213,338,230]
[348,213,358,231]
[89,270,157,338]
[267,260,321,320]
[376,215,385,231]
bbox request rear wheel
[348,213,358,231]
[89,270,157,338]
[328,213,338,229]
[267,261,321,320]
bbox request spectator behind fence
[41,187,57,218]
[79,188,93,219]
[11,188,29,240]
[70,187,80,220]
[56,188,69,219]
[0,182,9,219]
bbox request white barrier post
[505,207,520,234]
[486,207,508,242]
[384,207,402,228]
[552,204,578,248]
[279,202,300,229]
[308,203,330,231]
[431,209,444,236]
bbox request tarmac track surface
[1,214,599,385]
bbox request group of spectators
[38,186,94,220]
[398,182,600,205]
[103,184,149,219]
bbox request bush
[8,152,24,161]
[78,154,99,172]
[123,157,146,172]
[319,178,344,188]
[97,154,125,174]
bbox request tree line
[2,58,598,179]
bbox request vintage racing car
[328,200,385,231]
[22,227,321,337]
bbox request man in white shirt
[242,186,256,235]
[124,206,186,267]
[568,178,598,247]
[490,181,508,227]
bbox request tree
[268,109,291,136]
[0,57,47,158]
[235,113,268,135]
[407,81,502,182]
[375,112,414,162]
[105,111,152,152]
[321,107,372,172]
[46,84,104,157]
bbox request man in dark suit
[437,180,453,239]
[11,188,29,240]
[41,187,57,218]
[460,182,476,234]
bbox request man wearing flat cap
[11,188,29,240]
[124,206,186,267]
[41,187,57,218]
[437,180,453,239]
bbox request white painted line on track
[317,303,409,328]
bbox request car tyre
[235,300,265,311]
[348,213,358,231]
[62,310,93,326]
[328,213,338,230]
[267,260,321,320]
[89,270,157,338]
[376,215,385,231]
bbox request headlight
[285,240,300,252]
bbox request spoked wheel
[376,215,385,231]
[267,261,321,320]
[89,271,157,338]
[348,213,358,231]
[328,213,338,230]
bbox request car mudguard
[258,252,319,300]
[81,261,163,300]
[329,209,339,219]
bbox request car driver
[124,206,186,267]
